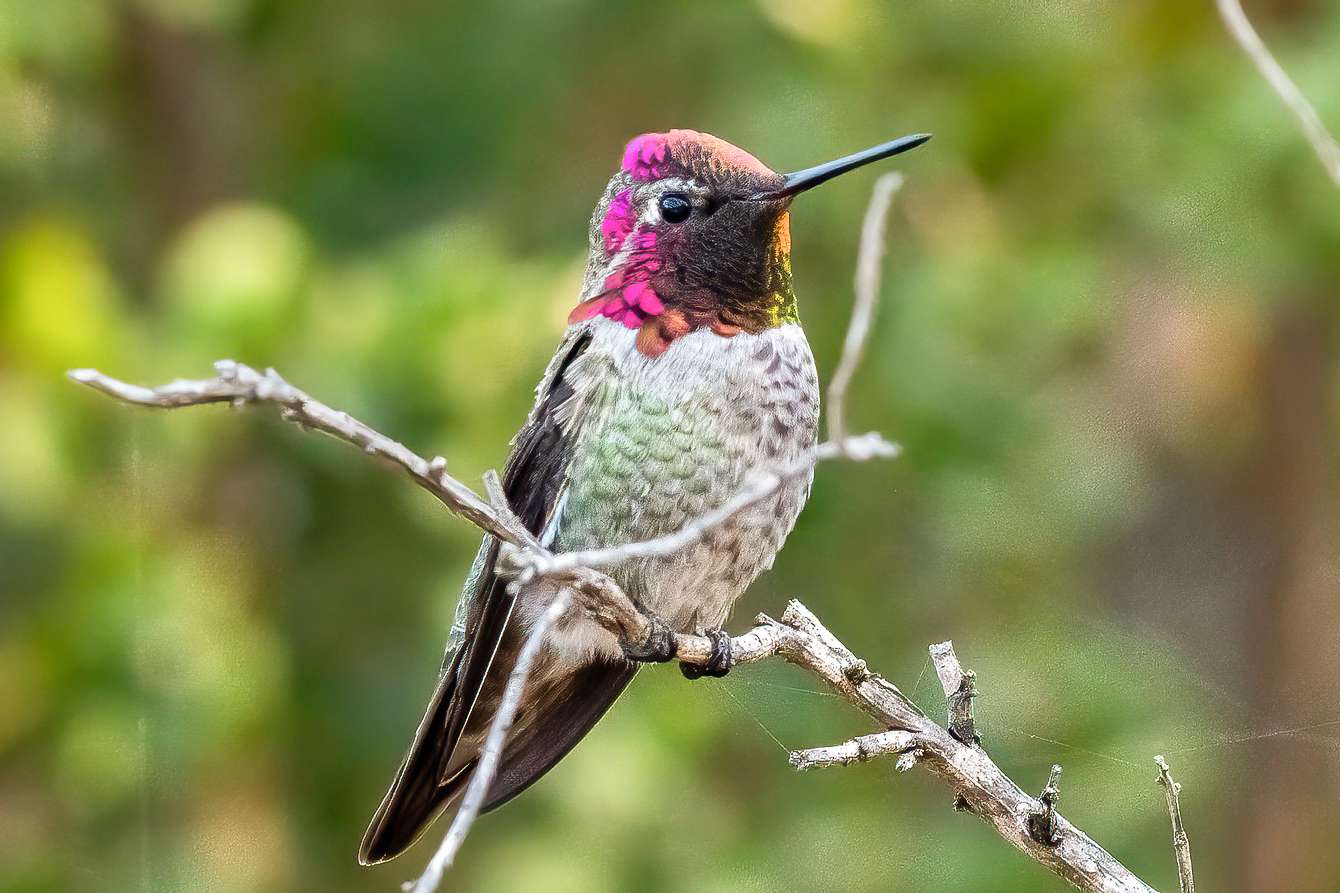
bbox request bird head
[571,129,930,356]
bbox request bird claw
[681,628,732,679]
[622,613,678,663]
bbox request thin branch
[481,468,540,549]
[758,603,1153,893]
[405,589,571,892]
[930,640,980,745]
[1028,764,1063,847]
[1155,756,1195,893]
[826,171,904,443]
[68,361,521,547]
[1217,0,1340,188]
[71,371,1163,891]
[790,730,919,771]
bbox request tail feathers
[358,657,636,866]
[479,658,637,813]
[359,665,468,866]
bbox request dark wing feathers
[361,330,633,865]
[435,330,593,770]
[481,657,636,813]
[357,648,470,865]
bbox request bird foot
[681,628,732,679]
[622,613,678,663]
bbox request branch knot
[1027,764,1063,847]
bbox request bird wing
[360,326,612,864]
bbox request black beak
[750,132,931,200]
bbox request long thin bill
[752,132,932,200]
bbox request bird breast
[541,317,820,662]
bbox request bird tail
[358,655,636,865]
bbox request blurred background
[2,1,1339,890]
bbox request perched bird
[359,129,930,865]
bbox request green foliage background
[2,1,1339,891]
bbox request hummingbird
[359,129,930,865]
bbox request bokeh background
[3,1,1339,891]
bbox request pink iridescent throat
[568,227,664,329]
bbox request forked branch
[1217,0,1340,188]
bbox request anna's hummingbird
[359,129,930,865]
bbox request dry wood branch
[1217,0,1340,188]
[930,640,980,745]
[826,171,903,442]
[790,730,920,771]
[1155,756,1195,893]
[70,362,1162,891]
[1028,764,1064,847]
[526,589,1156,890]
[515,433,897,580]
[68,361,523,547]
[752,603,1152,893]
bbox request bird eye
[658,193,692,224]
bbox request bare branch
[481,469,540,549]
[1217,0,1340,188]
[767,603,1153,893]
[790,730,919,771]
[1028,764,1063,847]
[826,171,904,444]
[71,362,1163,890]
[1155,756,1195,893]
[930,640,980,745]
[68,362,520,546]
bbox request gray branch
[930,640,980,745]
[1028,764,1063,847]
[1217,0,1340,188]
[515,433,897,580]
[1155,756,1195,893]
[69,367,1167,893]
[826,171,903,443]
[791,730,920,771]
[68,361,522,547]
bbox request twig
[929,640,980,745]
[826,171,903,443]
[763,604,1152,892]
[71,385,1160,892]
[1155,756,1195,893]
[481,469,540,549]
[68,361,521,547]
[790,730,919,771]
[1217,0,1340,188]
[1028,764,1063,847]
